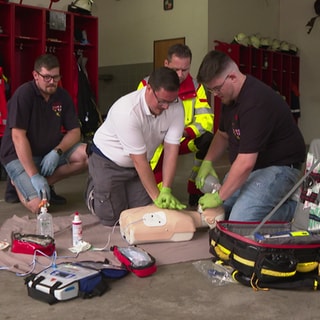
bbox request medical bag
[210,221,320,290]
[111,245,157,277]
[11,232,55,256]
[209,151,320,291]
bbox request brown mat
[0,214,211,274]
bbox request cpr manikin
[120,175,224,244]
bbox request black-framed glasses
[206,74,229,94]
[36,71,61,83]
[152,88,179,106]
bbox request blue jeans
[4,143,81,201]
[223,166,301,222]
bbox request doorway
[153,37,185,70]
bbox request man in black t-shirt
[0,54,88,214]
[195,50,306,222]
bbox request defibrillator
[26,263,106,304]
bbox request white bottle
[37,204,54,238]
[72,212,83,246]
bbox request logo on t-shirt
[52,103,62,117]
[232,114,240,140]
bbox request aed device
[26,263,100,303]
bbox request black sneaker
[5,179,19,203]
[49,186,67,205]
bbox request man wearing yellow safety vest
[138,44,214,206]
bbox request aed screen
[51,270,75,278]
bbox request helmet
[68,0,94,14]
[249,35,260,49]
[280,41,290,52]
[234,33,249,46]
[260,37,271,49]
[271,39,280,51]
[289,43,298,55]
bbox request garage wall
[12,0,320,143]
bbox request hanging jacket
[0,67,7,137]
[138,74,214,169]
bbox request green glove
[154,187,187,210]
[195,160,218,190]
[198,192,223,211]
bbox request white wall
[208,0,280,49]
[280,0,320,144]
[9,0,70,10]
[11,0,320,143]
[14,0,208,78]
[96,0,209,78]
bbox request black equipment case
[210,221,320,290]
[209,146,320,291]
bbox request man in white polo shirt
[85,67,186,226]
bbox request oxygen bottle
[200,174,221,194]
[198,174,222,215]
[37,191,54,238]
[72,212,83,246]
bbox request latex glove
[154,187,187,210]
[195,160,219,190]
[198,192,223,211]
[40,150,60,176]
[31,174,50,200]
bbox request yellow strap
[260,268,296,278]
[233,254,255,267]
[313,279,318,291]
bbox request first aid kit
[111,245,157,277]
[210,154,320,291]
[11,232,55,256]
[210,221,320,290]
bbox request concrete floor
[0,153,319,320]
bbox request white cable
[15,249,57,277]
[120,218,144,237]
[9,216,128,276]
[91,219,120,251]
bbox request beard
[45,85,58,94]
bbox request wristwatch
[55,148,63,156]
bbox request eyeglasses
[152,88,179,106]
[36,71,61,83]
[206,74,229,94]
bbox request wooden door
[153,37,185,70]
